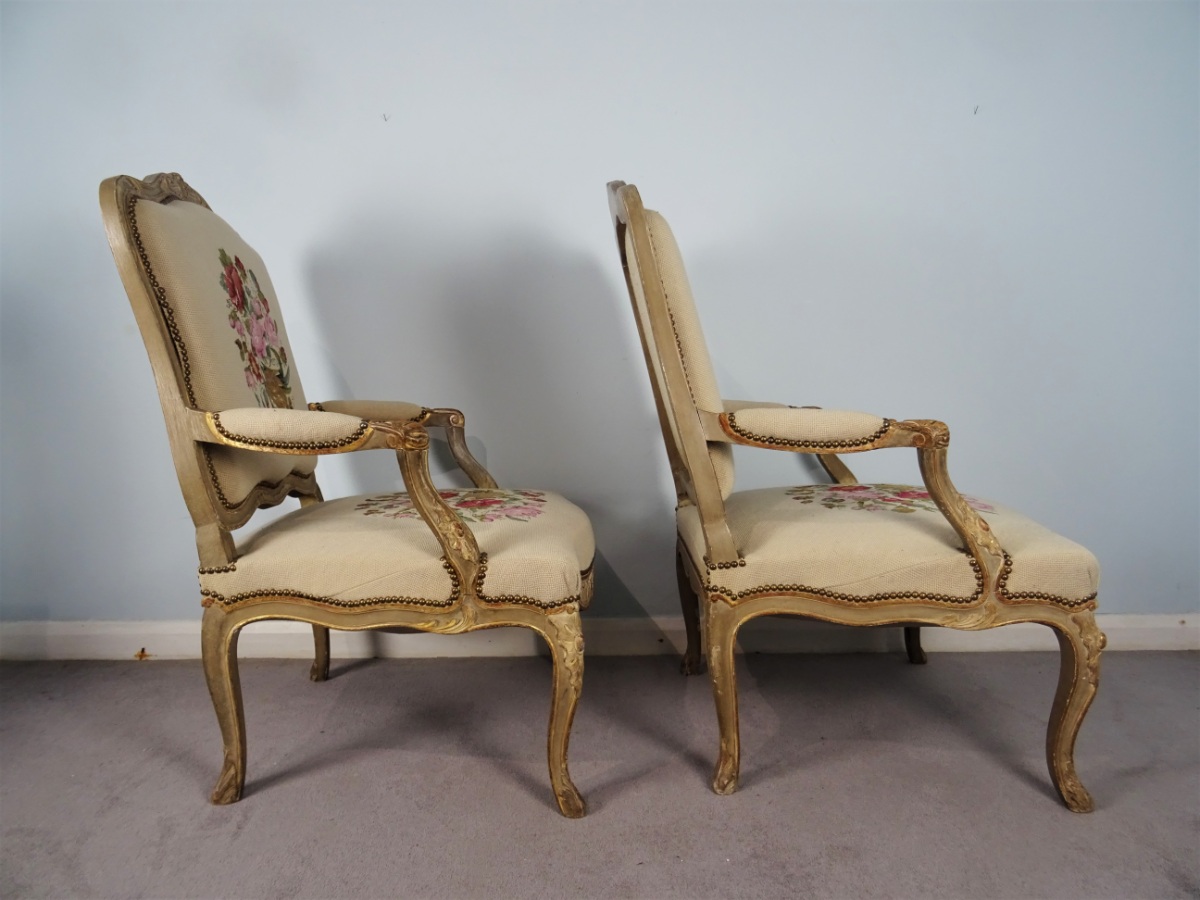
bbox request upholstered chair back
[124,185,316,511]
[623,211,735,498]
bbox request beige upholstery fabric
[211,409,369,449]
[309,399,426,422]
[678,484,1099,606]
[134,198,315,506]
[625,216,736,497]
[200,489,595,610]
[723,406,890,447]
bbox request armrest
[197,407,387,454]
[714,403,894,452]
[308,399,426,422]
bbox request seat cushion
[200,489,594,611]
[678,484,1098,607]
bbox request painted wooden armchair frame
[101,173,591,817]
[607,181,1103,812]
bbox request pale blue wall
[2,1,1196,621]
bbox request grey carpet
[1,651,1197,899]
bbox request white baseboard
[0,614,1194,661]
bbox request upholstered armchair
[101,173,593,817]
[607,181,1103,812]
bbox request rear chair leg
[904,626,927,664]
[201,604,247,804]
[676,550,706,675]
[543,610,586,818]
[310,625,330,682]
[1047,611,1105,812]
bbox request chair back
[608,182,740,562]
[100,173,321,549]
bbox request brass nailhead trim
[127,196,198,407]
[724,413,895,450]
[198,564,236,575]
[692,544,986,606]
[199,554,589,613]
[200,588,457,610]
[211,412,370,451]
[645,223,701,406]
[472,552,584,611]
[704,556,746,571]
[997,552,1096,608]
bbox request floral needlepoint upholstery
[786,483,995,514]
[357,489,549,523]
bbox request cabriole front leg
[201,604,248,805]
[543,610,586,818]
[706,599,741,795]
[1046,610,1105,812]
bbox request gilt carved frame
[608,180,1103,813]
[102,173,589,817]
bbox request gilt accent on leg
[1046,610,1105,813]
[544,610,587,818]
[706,601,741,795]
[201,605,247,805]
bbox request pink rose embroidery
[218,248,292,408]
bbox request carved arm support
[371,421,483,593]
[697,407,1007,591]
[192,408,485,594]
[309,401,498,489]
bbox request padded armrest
[205,408,375,453]
[719,402,893,450]
[308,400,426,422]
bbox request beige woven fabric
[200,489,595,609]
[626,216,735,497]
[134,198,315,505]
[310,400,426,422]
[678,484,1099,605]
[211,409,369,448]
[723,400,787,412]
[724,407,889,445]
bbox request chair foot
[554,783,587,819]
[309,624,330,682]
[904,626,927,665]
[1047,611,1105,813]
[210,757,245,805]
[681,653,707,676]
[712,756,739,795]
